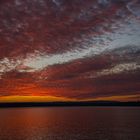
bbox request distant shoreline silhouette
[0,101,140,108]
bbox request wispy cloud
[0,0,140,101]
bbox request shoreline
[0,101,140,108]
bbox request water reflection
[0,107,140,140]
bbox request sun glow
[0,96,76,103]
[0,94,139,103]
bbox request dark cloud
[0,0,133,58]
[0,0,140,101]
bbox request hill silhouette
[0,101,140,108]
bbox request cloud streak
[0,0,140,101]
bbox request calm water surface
[0,107,140,140]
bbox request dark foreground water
[0,107,140,140]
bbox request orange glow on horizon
[0,94,139,103]
[0,96,76,103]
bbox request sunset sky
[0,0,140,102]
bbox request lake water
[0,107,140,140]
